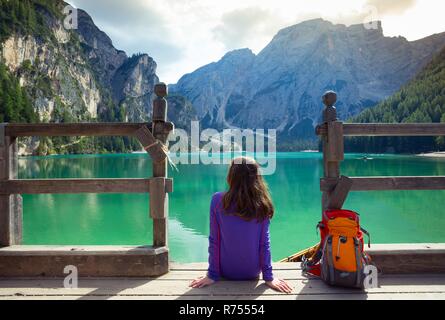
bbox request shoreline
[417,152,445,158]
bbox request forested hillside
[0,62,37,123]
[346,46,445,153]
[0,0,60,42]
[0,0,53,123]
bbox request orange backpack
[302,209,372,288]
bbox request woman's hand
[190,275,215,288]
[265,279,293,293]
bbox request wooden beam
[152,83,170,248]
[5,123,149,137]
[0,126,9,246]
[134,125,167,163]
[321,176,445,192]
[326,175,353,209]
[317,123,445,137]
[0,245,168,277]
[0,178,173,194]
[367,243,445,274]
[342,123,445,137]
[152,98,167,122]
[150,178,167,219]
[0,124,22,246]
[326,121,344,162]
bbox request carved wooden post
[151,83,169,247]
[0,124,22,246]
[320,91,346,212]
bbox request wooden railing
[316,91,445,211]
[0,83,174,276]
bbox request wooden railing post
[0,124,22,246]
[319,91,347,212]
[151,83,169,247]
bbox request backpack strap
[316,222,324,230]
[326,236,335,285]
[354,238,362,288]
[360,227,371,248]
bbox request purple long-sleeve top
[207,192,274,282]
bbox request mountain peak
[274,18,384,40]
[275,18,333,37]
[348,20,383,35]
[221,48,255,60]
[299,18,333,26]
[77,9,117,51]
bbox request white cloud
[212,7,284,51]
[365,0,416,15]
[68,0,444,84]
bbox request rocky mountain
[171,19,445,149]
[0,0,194,155]
[346,46,445,154]
[2,2,444,154]
[76,9,159,123]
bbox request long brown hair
[222,156,274,222]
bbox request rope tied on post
[144,141,159,151]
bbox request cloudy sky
[68,0,445,84]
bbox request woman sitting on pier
[190,156,292,293]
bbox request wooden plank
[0,245,168,277]
[149,178,167,219]
[0,178,154,194]
[153,219,167,247]
[343,123,445,137]
[9,134,22,245]
[152,98,167,122]
[2,292,445,300]
[0,125,9,246]
[11,195,22,245]
[326,175,352,209]
[368,243,445,274]
[0,130,21,246]
[326,121,344,162]
[3,292,445,300]
[134,125,167,163]
[134,125,156,146]
[321,176,445,191]
[0,245,168,255]
[321,121,342,213]
[0,269,309,281]
[165,178,173,193]
[369,243,445,253]
[170,262,301,271]
[1,274,445,297]
[151,83,170,248]
[153,269,309,280]
[4,123,150,137]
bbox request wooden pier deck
[1,262,445,300]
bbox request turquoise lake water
[19,152,445,263]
